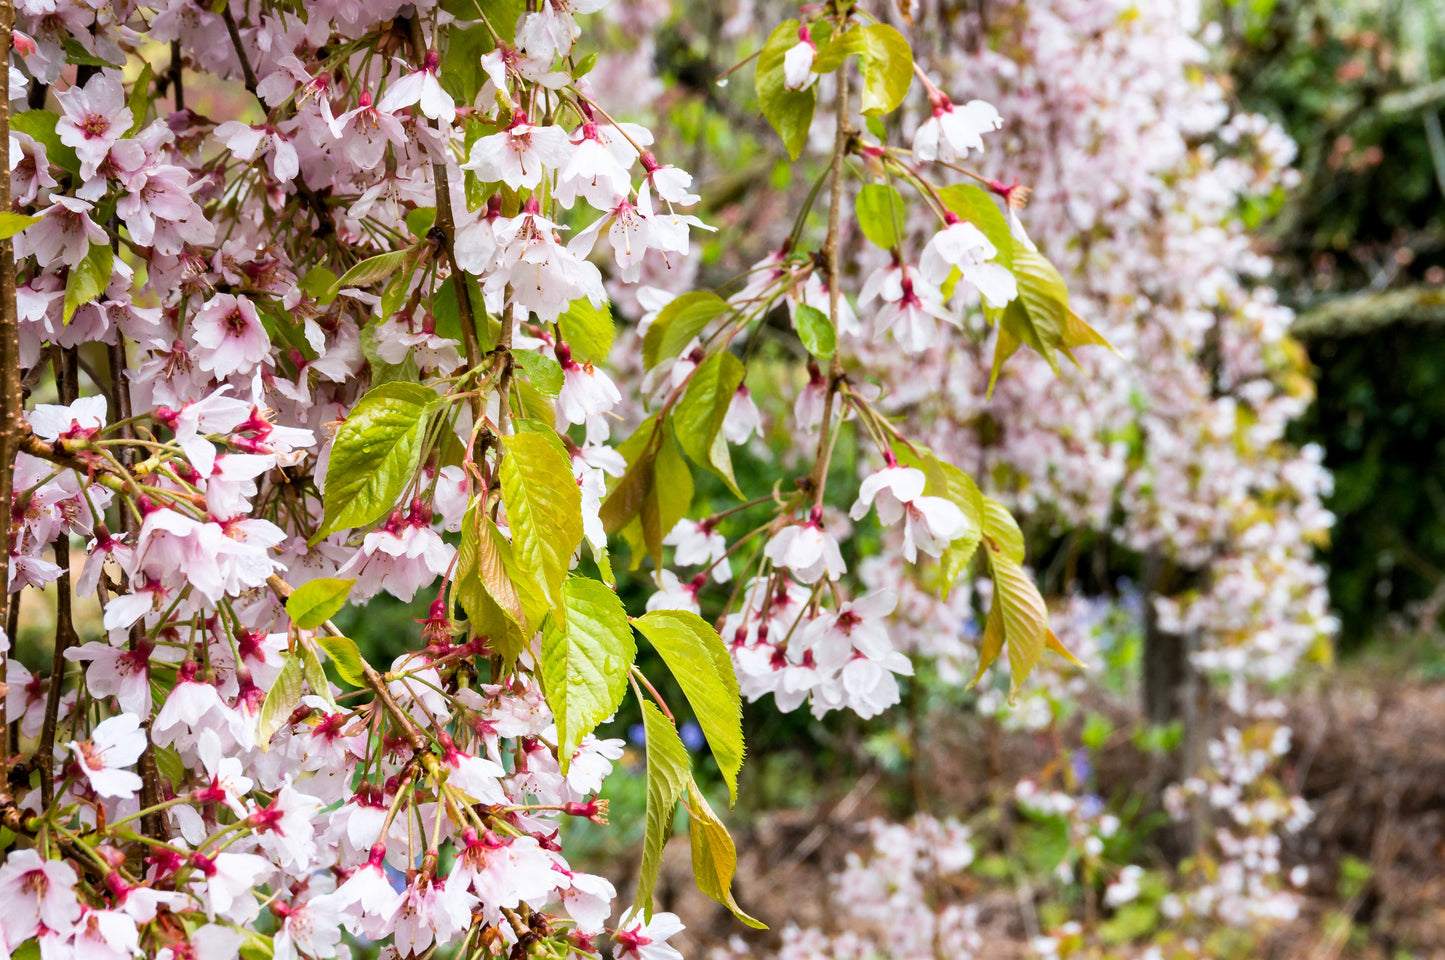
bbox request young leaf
[855,183,905,250]
[328,248,412,298]
[0,213,42,240]
[637,699,691,919]
[642,292,730,369]
[921,455,985,594]
[379,244,426,321]
[755,19,817,160]
[685,781,767,928]
[512,348,565,398]
[988,554,1049,701]
[633,609,745,805]
[937,183,1014,269]
[298,643,338,710]
[794,304,836,359]
[856,24,913,116]
[672,352,745,497]
[285,577,356,630]
[64,243,113,324]
[257,654,304,748]
[126,63,153,137]
[539,578,637,770]
[13,110,79,174]
[985,247,1112,394]
[316,635,366,688]
[600,417,662,535]
[638,423,693,567]
[317,382,439,539]
[559,297,615,363]
[499,432,584,625]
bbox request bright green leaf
[317,382,439,539]
[500,432,584,625]
[540,578,636,771]
[685,781,767,927]
[317,635,366,688]
[672,352,745,497]
[559,297,615,364]
[855,183,905,249]
[637,699,691,918]
[258,654,304,748]
[755,19,817,160]
[126,63,153,137]
[512,348,564,398]
[633,609,744,805]
[13,110,79,175]
[642,292,729,370]
[856,24,913,116]
[794,304,836,359]
[63,243,113,325]
[286,577,356,630]
[0,213,42,240]
[329,248,412,298]
[937,183,1013,270]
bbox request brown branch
[38,350,80,807]
[401,17,489,426]
[264,575,428,752]
[806,64,852,506]
[221,7,333,237]
[0,0,18,789]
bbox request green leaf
[685,781,767,928]
[988,554,1048,701]
[500,432,584,625]
[61,36,110,67]
[672,352,745,497]
[638,422,692,567]
[379,244,426,321]
[441,0,523,41]
[982,496,1026,563]
[633,609,744,805]
[637,699,691,918]
[600,417,662,536]
[855,183,905,249]
[540,578,637,770]
[126,63,153,137]
[63,243,113,324]
[794,304,836,359]
[512,348,564,398]
[329,248,412,298]
[13,110,79,175]
[0,213,42,240]
[406,206,437,239]
[258,654,304,747]
[317,635,366,688]
[298,643,337,710]
[559,297,615,364]
[755,19,817,160]
[317,382,439,539]
[454,503,529,666]
[811,25,863,73]
[856,24,913,116]
[642,292,729,370]
[286,577,356,630]
[440,21,499,105]
[299,267,339,303]
[984,247,1111,395]
[936,183,1013,270]
[921,454,985,595]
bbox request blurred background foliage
[1212,0,1445,649]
